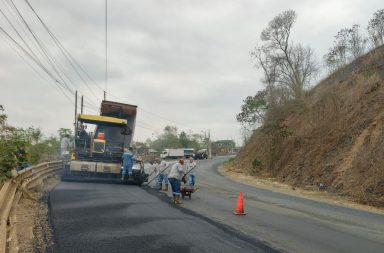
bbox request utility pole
[208,129,212,159]
[104,91,106,101]
[105,0,108,93]
[74,91,78,141]
[81,95,83,114]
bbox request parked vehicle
[183,148,195,158]
[160,148,195,159]
[160,148,184,159]
[195,149,208,159]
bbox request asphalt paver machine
[64,100,147,184]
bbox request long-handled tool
[182,164,196,184]
[142,169,156,183]
[143,164,171,186]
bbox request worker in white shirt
[186,157,197,186]
[168,159,185,204]
[155,158,170,191]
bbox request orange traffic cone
[233,192,246,215]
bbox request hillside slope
[231,46,384,207]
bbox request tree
[147,126,206,152]
[252,10,318,100]
[367,9,384,48]
[132,141,149,155]
[348,24,367,58]
[0,107,63,180]
[150,125,182,151]
[164,125,178,135]
[236,90,268,126]
[324,24,367,71]
[179,131,190,148]
[24,127,42,145]
[0,108,28,179]
[58,128,73,139]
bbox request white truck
[160,148,195,159]
[160,148,184,159]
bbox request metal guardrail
[0,161,63,253]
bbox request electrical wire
[0,28,74,105]
[24,0,102,103]
[7,0,74,95]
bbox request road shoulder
[218,165,384,215]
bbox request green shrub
[252,158,262,169]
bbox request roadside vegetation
[233,9,384,207]
[0,105,71,182]
[133,125,208,154]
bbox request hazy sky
[0,0,382,145]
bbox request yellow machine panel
[70,161,96,172]
[96,162,121,174]
[77,114,127,126]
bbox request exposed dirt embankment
[229,46,384,208]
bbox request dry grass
[231,45,384,207]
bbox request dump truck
[63,100,147,184]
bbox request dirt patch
[219,165,384,215]
[15,176,60,253]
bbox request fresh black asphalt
[48,180,281,253]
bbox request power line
[4,0,101,109]
[104,91,187,127]
[7,0,74,95]
[1,0,50,69]
[0,26,73,103]
[0,24,68,93]
[24,0,102,104]
[0,1,102,111]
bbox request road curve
[48,180,279,253]
[177,157,384,253]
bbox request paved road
[175,157,384,253]
[48,180,280,253]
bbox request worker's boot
[172,196,176,203]
[175,195,182,204]
[158,184,163,191]
[163,184,169,191]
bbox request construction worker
[186,157,197,186]
[168,159,185,204]
[77,124,90,149]
[60,134,71,159]
[121,147,134,180]
[155,158,170,191]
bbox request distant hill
[230,45,384,207]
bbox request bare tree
[349,24,367,58]
[324,24,367,71]
[275,44,318,98]
[252,10,318,99]
[367,9,384,48]
[250,45,279,106]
